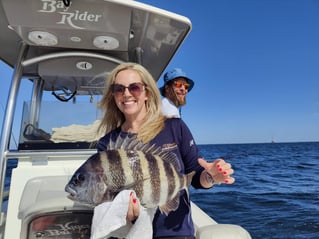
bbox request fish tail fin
[159,171,195,215]
[185,171,195,198]
[186,171,195,187]
[159,194,180,216]
[183,171,196,221]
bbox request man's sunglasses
[174,81,190,90]
[111,82,145,96]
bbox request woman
[97,62,234,238]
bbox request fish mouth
[65,185,95,207]
[67,194,75,201]
[65,185,78,200]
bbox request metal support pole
[0,43,28,221]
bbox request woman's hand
[198,158,235,188]
[126,191,140,223]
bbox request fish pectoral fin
[120,177,151,191]
[113,178,151,197]
[159,194,180,216]
[114,179,145,193]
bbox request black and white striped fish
[65,135,195,215]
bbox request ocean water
[4,142,319,238]
[192,142,319,239]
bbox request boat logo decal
[35,221,90,237]
[38,0,102,29]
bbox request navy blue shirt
[97,118,205,237]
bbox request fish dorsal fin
[107,133,142,150]
[107,134,181,172]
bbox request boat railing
[21,51,124,68]
[4,149,96,159]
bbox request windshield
[15,79,104,150]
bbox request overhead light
[70,36,82,42]
[76,61,93,71]
[28,31,58,46]
[93,36,119,50]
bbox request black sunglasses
[111,82,145,96]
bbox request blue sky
[1,0,319,144]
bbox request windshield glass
[17,83,103,150]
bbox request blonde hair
[98,62,165,143]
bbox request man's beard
[175,94,186,106]
[166,87,187,107]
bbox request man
[160,68,194,118]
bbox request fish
[65,135,195,215]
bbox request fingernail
[224,179,229,183]
[130,191,133,196]
[133,198,137,204]
[223,171,227,175]
[216,164,220,168]
[218,168,223,172]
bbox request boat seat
[196,224,252,239]
[18,176,93,238]
[191,202,252,239]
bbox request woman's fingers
[198,157,235,184]
[126,191,140,222]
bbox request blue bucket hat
[160,68,194,96]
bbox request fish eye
[73,173,85,186]
[77,173,85,181]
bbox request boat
[0,0,252,238]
